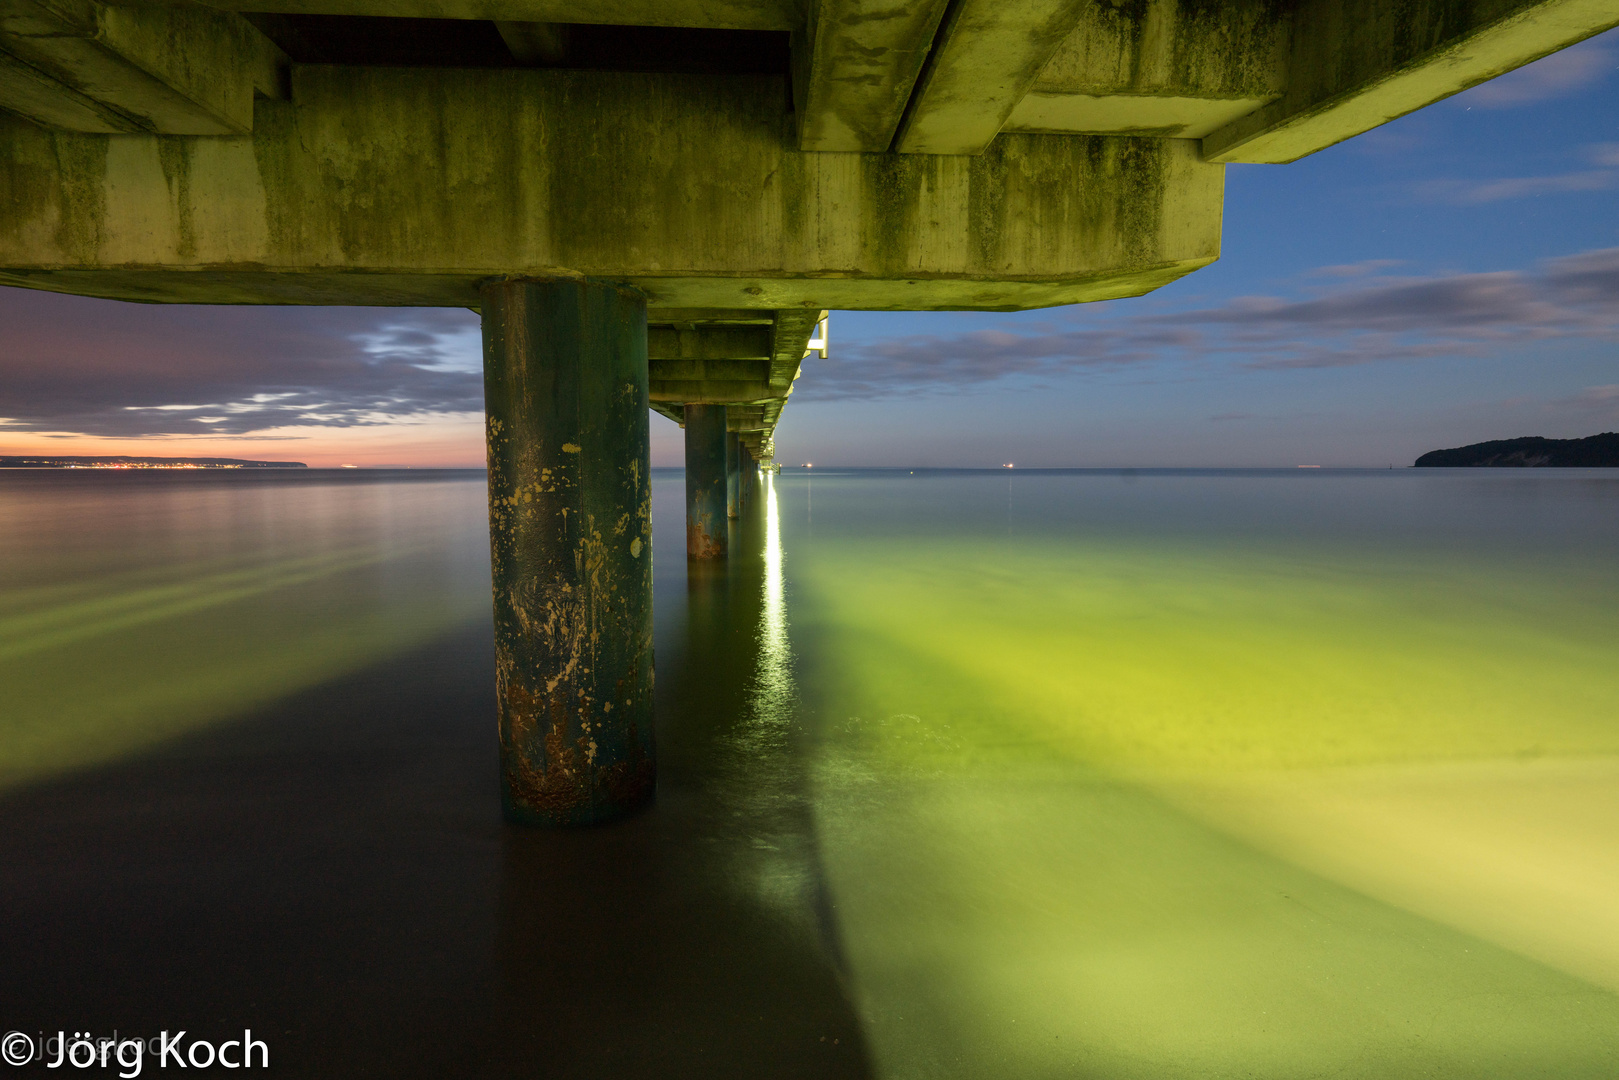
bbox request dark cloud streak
[0,289,482,436]
[797,248,1619,400]
[5,248,1617,424]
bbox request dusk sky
[3,29,1617,469]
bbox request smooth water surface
[0,470,490,788]
[1,467,1616,1078]
[782,468,1619,1078]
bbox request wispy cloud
[1590,142,1619,167]
[796,248,1619,399]
[1308,260,1405,278]
[0,291,482,437]
[7,250,1617,427]
[1553,383,1619,418]
[1412,143,1619,204]
[1415,169,1616,204]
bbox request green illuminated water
[0,471,490,788]
[2,466,1617,1077]
[782,468,1619,1079]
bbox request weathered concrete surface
[482,277,655,826]
[792,0,950,152]
[684,403,729,560]
[894,0,1087,155]
[200,0,800,31]
[649,326,772,360]
[646,308,819,453]
[0,0,285,134]
[0,68,1225,310]
[493,19,568,64]
[1205,0,1619,163]
[1005,0,1286,139]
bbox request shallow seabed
[1,467,1616,1077]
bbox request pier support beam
[481,277,655,826]
[684,404,728,559]
[726,431,741,520]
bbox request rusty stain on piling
[482,277,655,826]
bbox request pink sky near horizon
[1,412,693,468]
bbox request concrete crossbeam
[649,380,775,404]
[494,20,569,64]
[1205,0,1619,164]
[792,0,950,152]
[198,0,800,31]
[1003,0,1285,139]
[649,308,773,325]
[647,326,772,360]
[651,358,770,381]
[0,46,134,132]
[893,0,1086,155]
[0,68,1225,310]
[0,0,285,134]
[645,308,817,447]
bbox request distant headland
[0,455,309,469]
[1414,433,1619,468]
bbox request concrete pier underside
[1,0,1613,823]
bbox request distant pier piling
[684,404,728,559]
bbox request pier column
[481,277,655,826]
[739,444,754,511]
[684,404,728,559]
[726,431,741,520]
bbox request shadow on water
[0,479,869,1078]
[492,483,868,1077]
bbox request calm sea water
[2,466,1617,1077]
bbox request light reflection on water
[786,468,1619,1079]
[756,470,794,723]
[2,466,1617,1077]
[0,470,490,788]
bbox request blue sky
[787,28,1619,467]
[3,30,1616,468]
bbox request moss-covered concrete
[1007,0,1287,139]
[1206,0,1619,163]
[0,0,284,134]
[203,0,799,31]
[895,0,1097,155]
[792,0,952,152]
[0,68,1223,310]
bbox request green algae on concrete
[0,70,1223,310]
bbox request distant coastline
[0,455,309,469]
[1414,433,1619,468]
